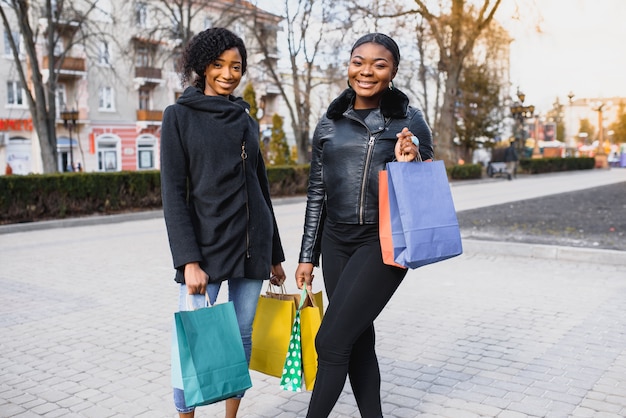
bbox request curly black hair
[179,27,247,91]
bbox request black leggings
[306,223,407,418]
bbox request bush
[0,171,162,224]
[448,163,482,180]
[518,157,595,174]
[0,165,311,225]
[266,164,310,196]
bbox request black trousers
[306,222,407,418]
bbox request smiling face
[348,42,397,109]
[203,47,243,97]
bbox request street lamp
[60,108,79,172]
[592,101,608,168]
[567,91,575,152]
[510,89,535,157]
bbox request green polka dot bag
[279,289,306,392]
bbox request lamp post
[592,101,608,168]
[532,115,542,158]
[567,91,575,152]
[60,108,79,172]
[510,88,535,158]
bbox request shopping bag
[250,285,296,378]
[386,160,463,268]
[299,289,322,391]
[250,284,323,386]
[279,287,317,392]
[174,296,252,407]
[279,304,303,392]
[379,170,408,268]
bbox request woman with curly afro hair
[161,27,286,418]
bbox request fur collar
[326,87,410,120]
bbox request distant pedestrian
[504,141,519,179]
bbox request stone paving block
[2,172,626,417]
[448,389,488,404]
[497,411,529,418]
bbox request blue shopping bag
[386,160,463,268]
[174,297,252,407]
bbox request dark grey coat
[160,87,284,283]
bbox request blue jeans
[173,278,263,413]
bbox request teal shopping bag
[386,160,463,268]
[174,299,252,407]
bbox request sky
[497,0,626,112]
[256,0,626,113]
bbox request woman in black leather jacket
[295,33,433,417]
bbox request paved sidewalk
[1,169,625,417]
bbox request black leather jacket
[299,87,434,265]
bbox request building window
[138,88,150,110]
[98,41,110,65]
[3,30,20,56]
[136,2,148,28]
[172,8,182,36]
[137,135,156,169]
[97,137,120,171]
[99,86,114,111]
[136,46,149,67]
[7,81,25,107]
[56,84,67,117]
[52,31,63,56]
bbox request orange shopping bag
[378,170,407,269]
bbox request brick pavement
[1,169,625,418]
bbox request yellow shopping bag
[299,289,322,391]
[251,284,323,390]
[250,286,296,378]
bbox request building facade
[0,0,282,175]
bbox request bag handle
[185,292,211,311]
[266,282,288,295]
[297,287,319,310]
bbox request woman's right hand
[295,263,315,291]
[184,262,209,295]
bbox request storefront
[1,118,35,175]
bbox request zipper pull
[241,142,247,159]
[368,136,375,145]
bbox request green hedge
[0,158,596,224]
[518,157,595,174]
[0,165,311,225]
[266,165,310,196]
[0,171,163,224]
[447,163,482,180]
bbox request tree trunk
[435,66,462,166]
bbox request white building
[0,0,282,174]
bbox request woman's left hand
[270,263,286,286]
[395,127,420,162]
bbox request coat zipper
[346,112,389,224]
[241,141,250,258]
[359,134,377,224]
